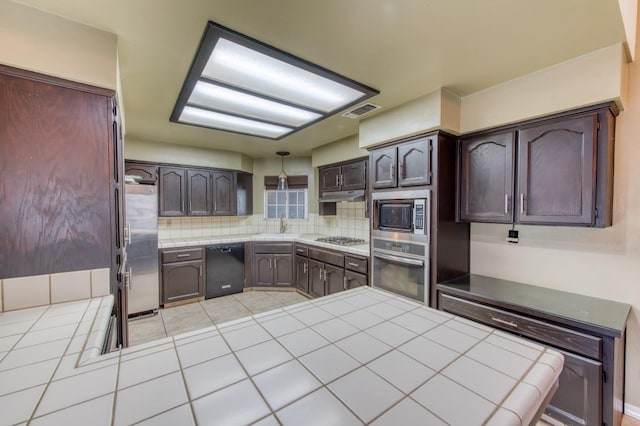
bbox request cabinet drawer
[345,256,367,274]
[309,247,344,267]
[162,247,203,263]
[295,245,309,257]
[254,242,293,254]
[439,293,602,360]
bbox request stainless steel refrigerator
[125,182,159,315]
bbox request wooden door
[0,66,115,278]
[125,161,157,183]
[159,167,187,216]
[545,348,602,426]
[325,263,345,295]
[254,254,274,286]
[274,254,293,286]
[187,169,212,216]
[459,132,515,223]
[341,160,367,191]
[370,147,397,188]
[295,255,309,293]
[345,270,367,289]
[162,260,203,303]
[319,165,341,192]
[308,260,325,298]
[398,138,431,187]
[213,170,236,215]
[517,115,596,225]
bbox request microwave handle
[374,252,424,267]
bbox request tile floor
[128,290,310,346]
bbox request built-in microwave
[372,190,431,236]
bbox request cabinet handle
[491,317,518,328]
[319,267,323,280]
[336,175,339,187]
[504,194,509,215]
[126,267,132,290]
[189,199,192,213]
[269,258,272,269]
[343,275,347,290]
[303,263,307,274]
[177,253,190,258]
[340,174,344,186]
[347,262,359,268]
[199,264,202,277]
[520,193,525,215]
[399,164,404,179]
[390,165,394,181]
[125,223,132,245]
[323,269,327,281]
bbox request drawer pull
[491,317,518,328]
[177,254,191,258]
[347,262,359,267]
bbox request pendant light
[276,151,290,191]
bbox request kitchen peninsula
[0,286,562,425]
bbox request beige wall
[251,157,316,214]
[0,1,117,89]
[467,48,640,411]
[124,138,253,173]
[460,43,627,133]
[311,135,368,168]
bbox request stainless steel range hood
[318,190,365,203]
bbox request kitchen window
[264,189,308,219]
[263,175,309,220]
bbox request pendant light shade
[277,151,289,191]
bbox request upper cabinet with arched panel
[370,136,434,189]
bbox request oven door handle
[374,252,424,266]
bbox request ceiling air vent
[342,103,381,119]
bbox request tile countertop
[0,287,562,425]
[159,233,370,257]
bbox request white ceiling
[15,0,627,158]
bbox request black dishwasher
[205,243,245,299]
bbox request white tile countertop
[159,233,370,257]
[0,286,562,425]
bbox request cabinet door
[255,254,274,286]
[341,160,367,191]
[345,270,367,289]
[545,348,602,426]
[459,132,515,223]
[187,169,212,216]
[295,255,309,293]
[308,260,325,298]
[325,263,345,295]
[159,167,187,216]
[517,115,596,225]
[371,147,397,188]
[125,161,157,183]
[236,172,253,216]
[162,260,203,304]
[213,170,236,215]
[319,165,341,192]
[274,254,293,286]
[398,138,431,187]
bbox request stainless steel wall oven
[371,190,431,304]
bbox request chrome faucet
[279,215,287,234]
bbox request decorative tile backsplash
[158,202,369,241]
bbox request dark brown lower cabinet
[253,243,293,287]
[161,247,204,304]
[437,275,630,426]
[295,255,309,293]
[345,270,367,290]
[309,260,325,298]
[325,264,345,295]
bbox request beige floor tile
[128,315,167,347]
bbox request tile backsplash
[159,202,369,241]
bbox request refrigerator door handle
[125,222,132,245]
[125,267,132,290]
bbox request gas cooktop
[315,236,367,246]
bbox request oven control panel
[372,239,426,257]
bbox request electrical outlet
[507,229,519,244]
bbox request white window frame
[264,188,308,220]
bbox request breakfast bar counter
[0,287,562,425]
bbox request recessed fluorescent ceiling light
[171,21,379,140]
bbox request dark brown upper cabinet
[457,103,617,227]
[458,132,515,223]
[212,170,236,216]
[159,167,187,216]
[124,161,157,183]
[319,159,367,193]
[236,172,253,216]
[187,169,212,216]
[371,137,432,189]
[517,115,596,225]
